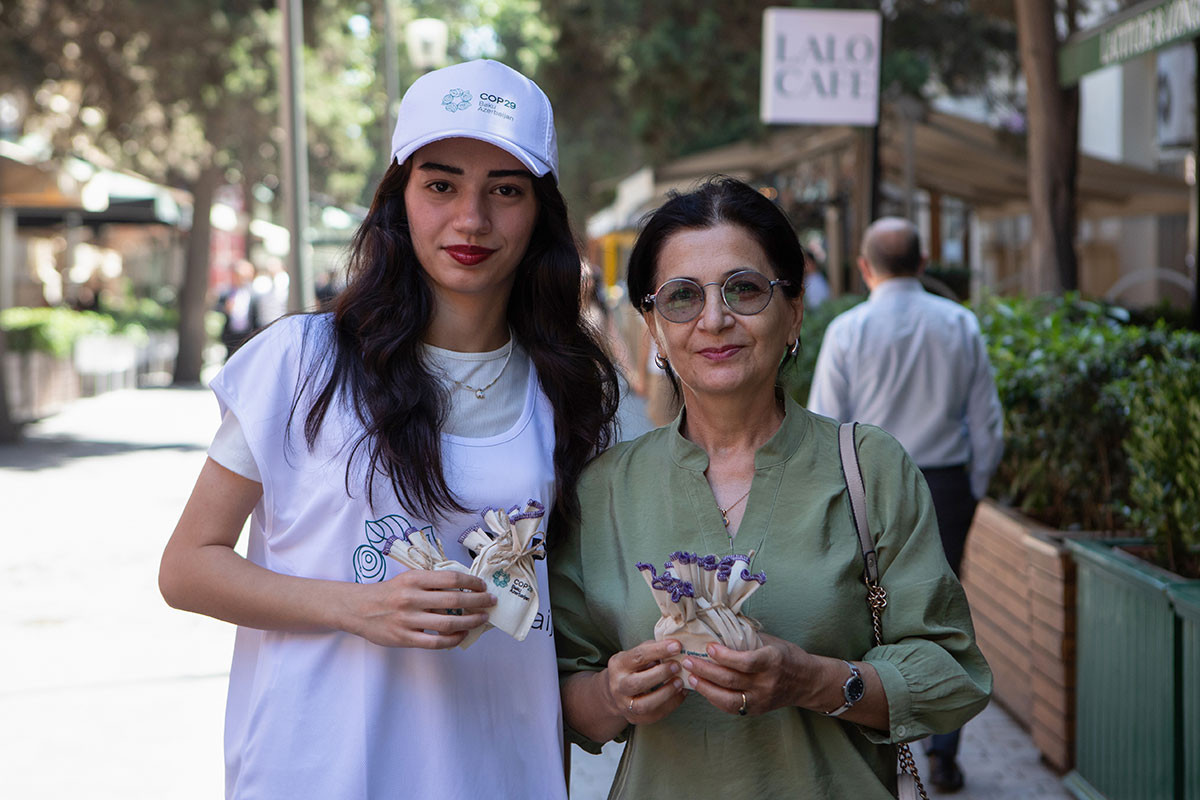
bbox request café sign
[761,8,882,126]
[1059,0,1200,85]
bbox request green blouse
[550,398,992,799]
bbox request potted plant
[1063,346,1200,800]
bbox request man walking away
[807,217,1004,793]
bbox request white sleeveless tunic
[209,315,566,800]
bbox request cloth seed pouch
[372,515,487,649]
[459,499,547,642]
[636,551,766,685]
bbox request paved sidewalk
[0,387,1072,799]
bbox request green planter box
[1063,539,1200,800]
[1169,584,1200,800]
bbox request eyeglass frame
[640,269,795,323]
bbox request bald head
[862,217,922,277]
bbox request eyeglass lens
[654,270,776,322]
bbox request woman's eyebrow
[416,161,462,175]
[414,162,533,180]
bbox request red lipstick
[445,245,496,265]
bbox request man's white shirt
[807,277,1003,498]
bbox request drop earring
[654,353,670,370]
[789,337,801,357]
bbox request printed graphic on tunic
[353,514,436,583]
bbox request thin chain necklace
[717,487,752,529]
[447,335,514,400]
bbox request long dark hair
[625,176,806,394]
[294,159,619,527]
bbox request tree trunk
[1016,0,1080,293]
[173,165,222,385]
[0,329,20,442]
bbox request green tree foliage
[0,0,379,382]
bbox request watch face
[845,674,865,704]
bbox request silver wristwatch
[822,661,865,717]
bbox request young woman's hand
[603,639,687,725]
[560,638,687,744]
[161,458,497,652]
[347,569,495,649]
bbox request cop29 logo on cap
[480,92,517,110]
[441,88,472,112]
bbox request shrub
[975,293,1147,530]
[778,288,1198,572]
[978,293,1200,542]
[99,295,179,333]
[1116,336,1200,576]
[778,293,864,403]
[0,307,115,358]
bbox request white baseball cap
[390,59,558,180]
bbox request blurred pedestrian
[159,59,618,800]
[251,256,289,323]
[807,216,1004,792]
[802,246,830,309]
[218,259,260,359]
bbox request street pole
[381,0,400,153]
[279,0,315,312]
[1192,37,1199,330]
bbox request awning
[0,143,190,228]
[0,153,84,210]
[877,107,1189,220]
[590,103,1190,235]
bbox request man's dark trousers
[920,465,978,765]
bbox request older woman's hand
[683,634,890,731]
[682,633,812,715]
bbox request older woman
[550,178,991,798]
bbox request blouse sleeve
[548,466,628,754]
[854,425,993,745]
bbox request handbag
[838,422,928,800]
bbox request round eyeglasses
[642,269,793,324]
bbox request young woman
[159,59,618,799]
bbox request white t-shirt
[210,337,532,478]
[209,314,566,800]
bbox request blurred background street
[2,1,1199,798]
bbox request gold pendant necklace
[717,487,752,528]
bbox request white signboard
[761,8,882,126]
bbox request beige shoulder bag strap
[838,422,928,800]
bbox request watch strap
[823,660,863,717]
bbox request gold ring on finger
[738,692,748,716]
[627,698,635,714]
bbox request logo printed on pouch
[441,88,472,112]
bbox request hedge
[781,290,1200,570]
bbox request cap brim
[392,130,553,178]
